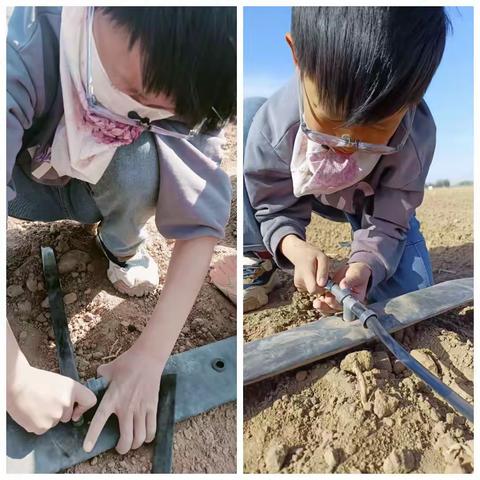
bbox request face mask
[291,128,382,197]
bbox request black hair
[99,7,236,132]
[291,7,450,125]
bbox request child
[7,7,236,454]
[244,7,448,312]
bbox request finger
[341,263,369,290]
[313,296,337,314]
[72,383,98,421]
[322,292,341,311]
[293,274,305,292]
[332,264,348,285]
[304,273,319,294]
[61,405,74,423]
[145,408,158,443]
[116,409,134,454]
[83,400,112,452]
[132,410,147,450]
[315,255,329,287]
[97,363,110,379]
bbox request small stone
[19,330,28,342]
[445,413,455,425]
[324,447,340,472]
[430,408,441,422]
[373,351,392,372]
[17,300,32,316]
[265,443,289,472]
[383,449,415,473]
[71,272,79,278]
[410,349,439,376]
[41,296,50,309]
[48,327,55,340]
[393,359,407,375]
[435,432,457,454]
[26,274,37,293]
[85,289,92,295]
[58,250,91,274]
[7,284,24,298]
[107,461,115,469]
[384,417,394,427]
[90,457,98,466]
[295,370,308,382]
[340,350,373,373]
[373,390,399,419]
[63,293,78,305]
[36,313,47,323]
[87,263,95,273]
[92,351,103,360]
[120,320,130,328]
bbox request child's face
[286,32,408,154]
[93,9,176,112]
[302,75,407,154]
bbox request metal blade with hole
[7,336,236,473]
[244,278,473,385]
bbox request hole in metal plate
[211,358,225,371]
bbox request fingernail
[84,441,93,452]
[318,277,327,286]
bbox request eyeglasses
[297,75,415,155]
[85,6,208,139]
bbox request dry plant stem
[352,360,370,411]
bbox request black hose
[325,280,474,423]
[366,316,473,423]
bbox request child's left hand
[82,344,164,455]
[313,262,372,314]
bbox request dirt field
[7,125,237,474]
[244,186,473,474]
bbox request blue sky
[244,7,473,183]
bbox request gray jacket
[244,76,436,289]
[7,7,231,240]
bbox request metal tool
[324,279,474,422]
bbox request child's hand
[280,234,329,294]
[7,365,97,435]
[83,344,163,455]
[313,262,372,314]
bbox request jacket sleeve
[348,102,436,289]
[7,7,61,201]
[6,42,37,201]
[153,130,232,240]
[244,116,312,270]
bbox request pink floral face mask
[306,145,360,190]
[290,129,382,197]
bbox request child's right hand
[280,234,329,294]
[7,364,97,435]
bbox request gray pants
[8,132,159,257]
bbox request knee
[98,132,159,205]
